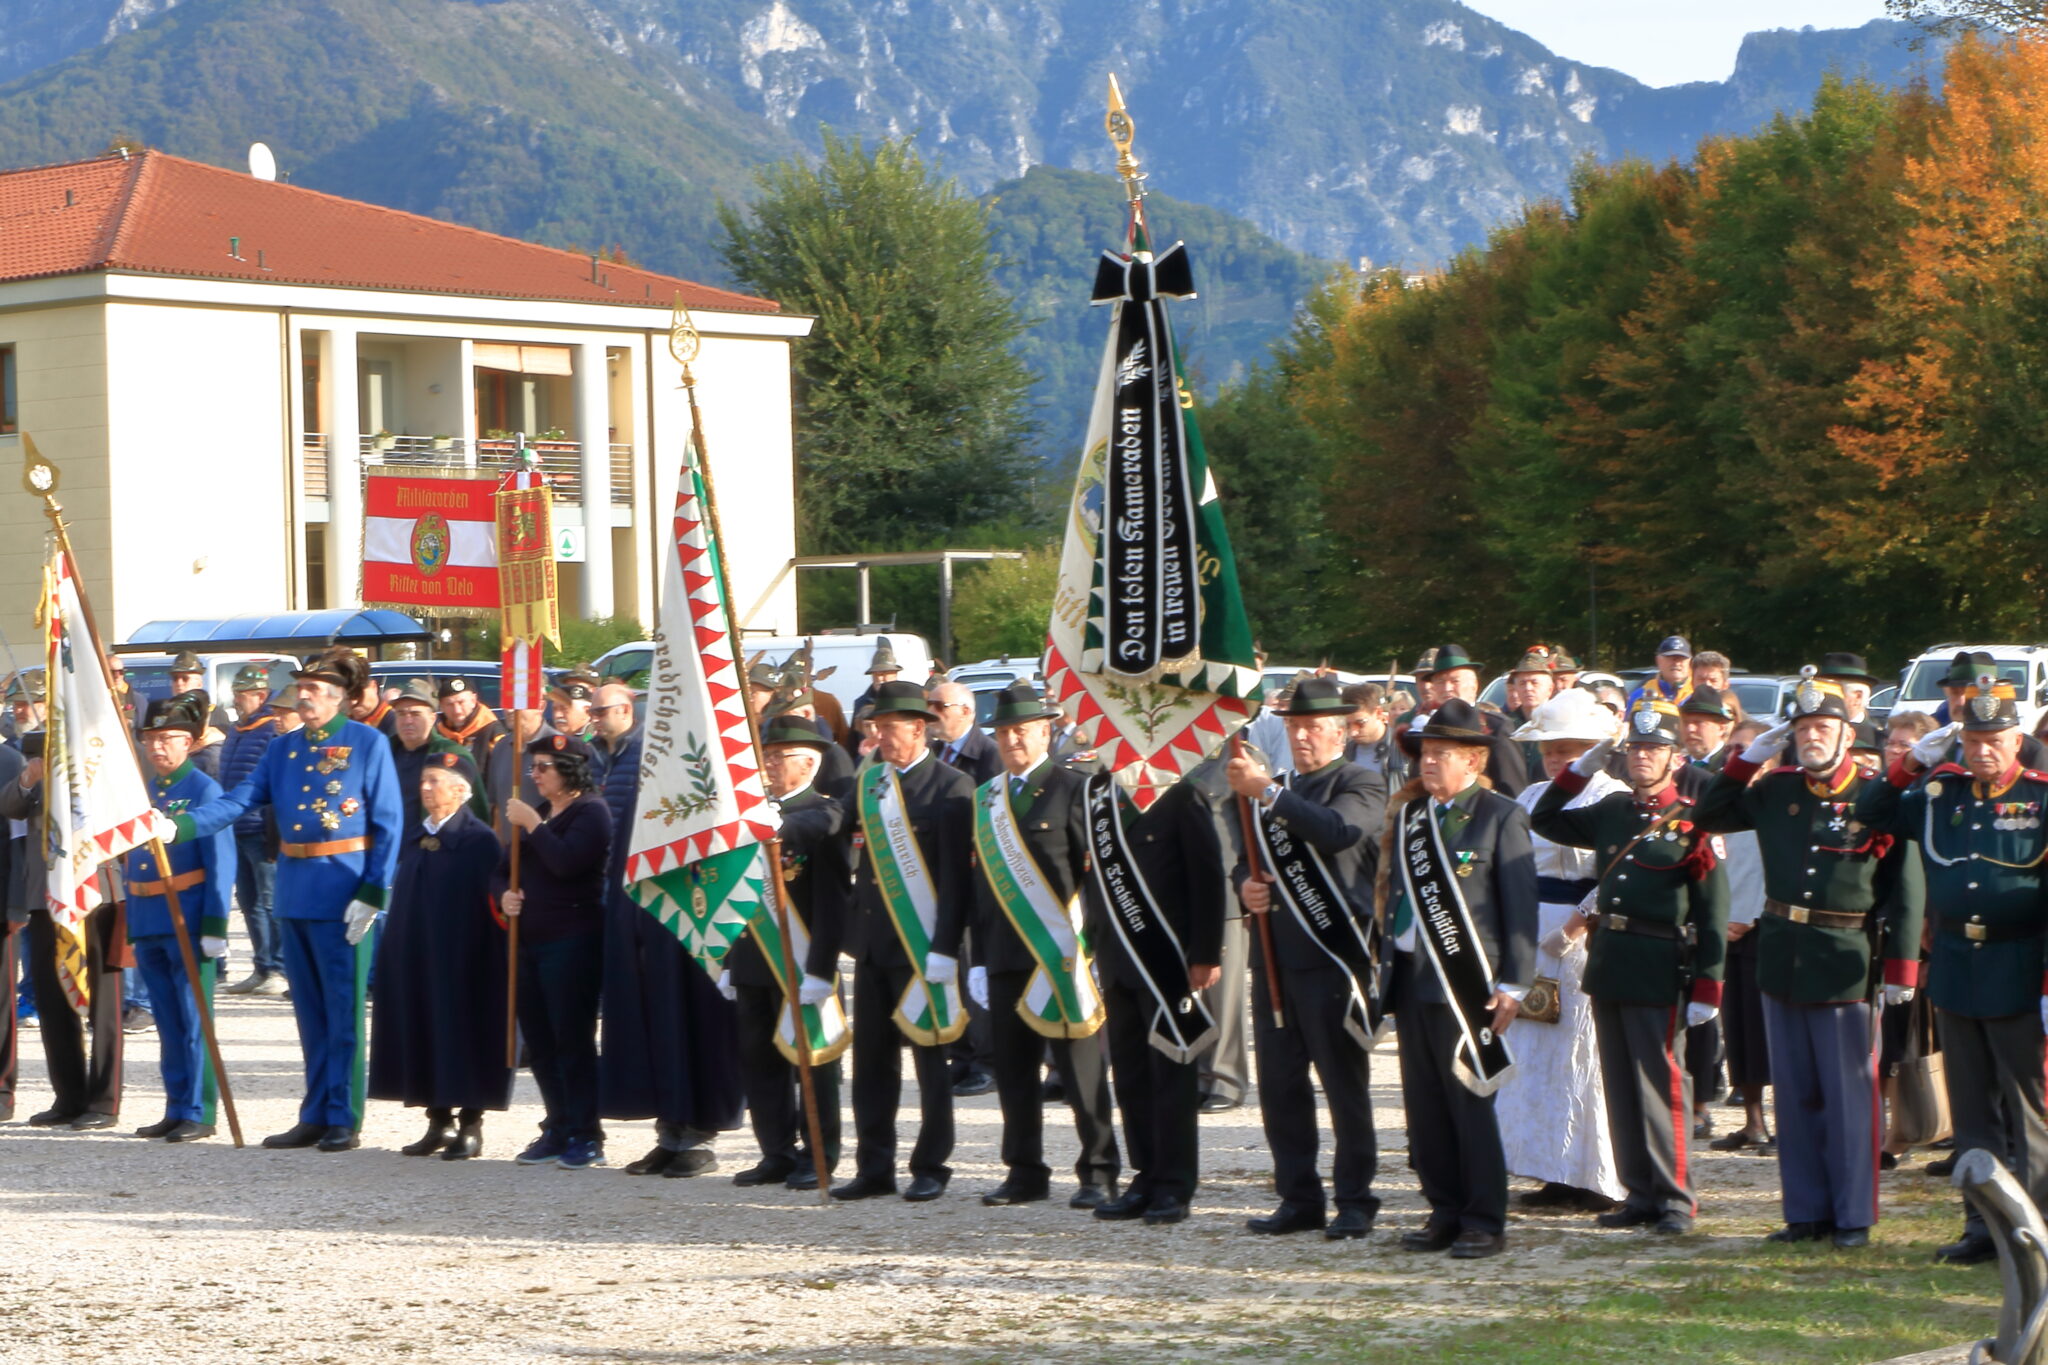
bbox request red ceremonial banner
[362,474,502,611]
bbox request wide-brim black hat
[1678,684,1734,721]
[867,679,938,722]
[141,691,208,737]
[1281,676,1359,717]
[1417,698,1494,743]
[989,682,1060,726]
[1816,652,1879,685]
[762,717,832,751]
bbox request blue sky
[1461,2,1897,86]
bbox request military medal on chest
[315,745,352,775]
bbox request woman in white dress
[1495,689,1628,1209]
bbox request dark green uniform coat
[1532,774,1729,1008]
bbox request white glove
[1741,721,1794,766]
[200,935,227,960]
[798,973,833,1007]
[924,952,958,985]
[1883,984,1915,1007]
[342,899,379,946]
[1538,927,1576,960]
[1686,1002,1719,1029]
[716,970,737,1003]
[1569,737,1615,778]
[968,964,990,1010]
[1910,721,1962,769]
[1408,711,1429,734]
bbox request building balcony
[299,434,635,520]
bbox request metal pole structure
[18,435,244,1146]
[938,554,954,666]
[672,302,833,1204]
[857,563,871,626]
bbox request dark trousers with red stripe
[1593,998,1692,1216]
[1937,1008,2048,1239]
[1761,994,1879,1230]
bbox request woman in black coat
[497,734,613,1169]
[368,749,508,1159]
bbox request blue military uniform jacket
[175,713,402,915]
[125,762,231,941]
[1857,758,2048,1018]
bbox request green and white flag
[623,457,778,978]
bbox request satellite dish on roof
[247,141,277,181]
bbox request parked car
[366,659,561,710]
[1892,643,2048,734]
[592,631,936,717]
[948,657,1044,731]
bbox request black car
[367,659,565,710]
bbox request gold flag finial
[1105,74,1145,203]
[19,433,58,500]
[668,294,701,376]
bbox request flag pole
[19,436,243,1146]
[504,704,525,1070]
[672,302,833,1204]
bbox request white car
[593,631,935,717]
[1891,643,2048,733]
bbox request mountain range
[0,0,1944,454]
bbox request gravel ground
[0,945,1868,1364]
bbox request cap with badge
[1656,635,1693,659]
[437,675,474,700]
[1624,700,1683,747]
[5,671,46,703]
[1961,673,2021,732]
[170,650,204,675]
[423,747,484,790]
[390,678,440,710]
[1508,645,1555,676]
[1786,666,1851,723]
[526,732,597,764]
[549,675,598,704]
[231,664,271,694]
[141,691,209,737]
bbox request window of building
[0,345,15,435]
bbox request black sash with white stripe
[1397,799,1515,1095]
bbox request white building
[0,148,811,650]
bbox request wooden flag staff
[20,436,244,1146]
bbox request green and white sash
[748,844,852,1066]
[975,777,1105,1040]
[859,766,968,1046]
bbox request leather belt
[279,837,368,859]
[1764,898,1867,930]
[1939,917,2041,945]
[129,869,204,897]
[1596,912,1683,941]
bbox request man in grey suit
[1381,698,1539,1259]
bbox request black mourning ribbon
[1091,241,1197,305]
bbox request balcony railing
[300,435,634,508]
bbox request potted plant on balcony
[431,433,453,452]
[371,429,396,453]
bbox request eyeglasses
[528,759,558,772]
[934,701,971,711]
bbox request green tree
[719,131,1039,556]
[949,547,1060,662]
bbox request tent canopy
[116,609,430,655]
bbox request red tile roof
[0,150,779,314]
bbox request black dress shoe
[1197,1094,1242,1114]
[1597,1205,1661,1229]
[903,1174,946,1202]
[263,1122,324,1149]
[661,1149,718,1178]
[1039,1078,1066,1104]
[1247,1203,1326,1235]
[1143,1196,1189,1225]
[1325,1208,1375,1240]
[164,1121,214,1143]
[1094,1191,1150,1221]
[982,1180,1050,1206]
[1925,1155,1957,1178]
[69,1112,118,1131]
[1766,1221,1834,1244]
[830,1174,897,1201]
[1400,1223,1459,1252]
[401,1123,456,1157]
[785,1166,823,1191]
[1937,1232,1997,1265]
[950,1067,996,1097]
[1450,1230,1506,1259]
[134,1117,182,1139]
[625,1146,677,1176]
[441,1128,483,1160]
[1654,1211,1695,1235]
[1831,1226,1870,1248]
[734,1160,796,1187]
[1518,1181,1580,1208]
[1069,1184,1113,1210]
[316,1126,360,1152]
